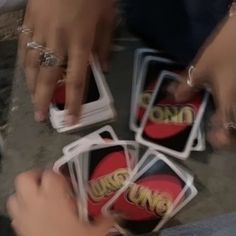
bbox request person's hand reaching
[18,0,115,125]
[7,170,114,236]
[174,13,236,149]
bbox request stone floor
[0,40,16,128]
[0,37,236,235]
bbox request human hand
[174,14,236,149]
[7,170,114,236]
[19,0,114,124]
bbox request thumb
[95,216,115,234]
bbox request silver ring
[187,65,195,87]
[27,41,46,52]
[17,26,33,35]
[40,51,66,67]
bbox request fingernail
[66,115,78,126]
[34,111,46,122]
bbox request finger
[14,170,43,198]
[95,216,115,233]
[41,170,72,194]
[174,80,197,103]
[65,48,89,125]
[7,195,19,219]
[34,30,65,122]
[95,6,115,72]
[174,67,210,103]
[208,127,232,149]
[24,31,45,98]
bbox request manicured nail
[34,111,46,122]
[66,115,78,126]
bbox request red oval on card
[52,83,65,105]
[88,151,129,218]
[112,174,183,221]
[143,95,201,139]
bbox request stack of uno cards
[49,56,116,133]
[53,125,197,235]
[130,48,209,159]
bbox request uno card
[56,106,116,133]
[79,142,138,222]
[49,56,114,130]
[53,157,83,216]
[131,56,185,132]
[102,150,194,235]
[192,125,206,152]
[63,125,118,155]
[136,71,209,159]
[130,49,169,131]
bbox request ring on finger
[17,26,33,35]
[39,51,67,67]
[26,41,46,53]
[187,65,196,87]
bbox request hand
[174,15,236,149]
[7,170,114,236]
[19,0,115,124]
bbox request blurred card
[49,56,114,131]
[131,56,185,131]
[103,150,195,235]
[63,126,118,155]
[80,142,138,222]
[136,71,209,159]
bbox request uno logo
[149,104,195,125]
[112,175,183,221]
[126,183,172,217]
[88,168,130,202]
[87,151,129,218]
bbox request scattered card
[136,71,209,159]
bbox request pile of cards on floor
[54,125,197,235]
[130,48,209,159]
[49,56,115,133]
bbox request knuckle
[42,170,58,184]
[15,173,30,188]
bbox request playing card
[130,49,164,131]
[77,142,139,222]
[102,150,195,235]
[57,106,116,133]
[53,156,84,217]
[136,71,209,159]
[63,125,118,155]
[130,55,185,132]
[49,56,115,132]
[192,125,206,152]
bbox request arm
[174,2,236,149]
